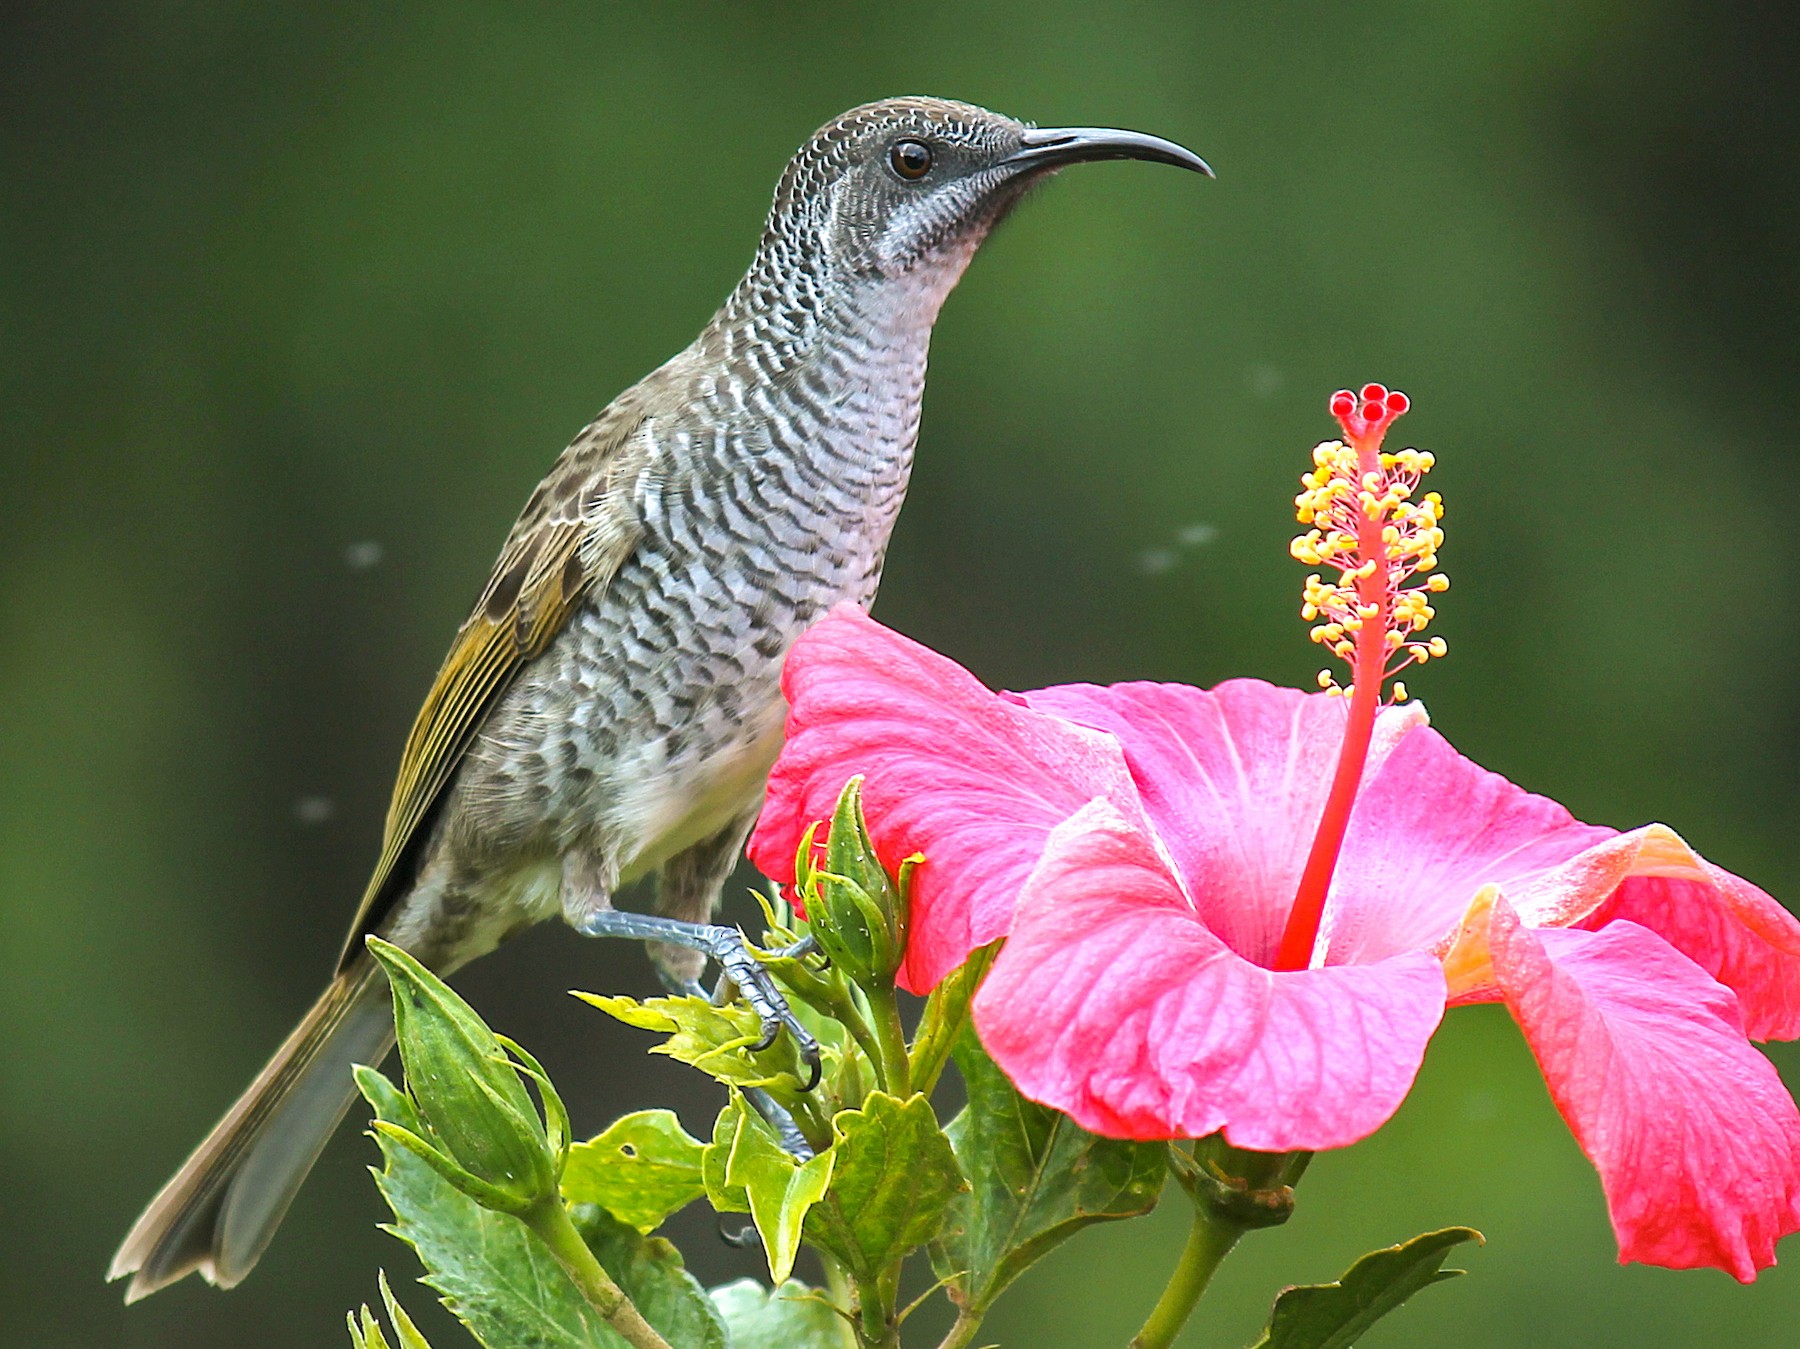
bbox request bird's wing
[335,414,650,968]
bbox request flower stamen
[1274,384,1448,971]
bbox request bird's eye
[888,139,933,180]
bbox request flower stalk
[1128,1206,1244,1349]
[1132,1143,1308,1349]
[518,1195,674,1349]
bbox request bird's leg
[655,959,817,1161]
[573,906,820,1076]
[561,833,823,1152]
[651,817,822,1086]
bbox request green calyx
[366,936,568,1213]
[797,777,912,987]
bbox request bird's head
[761,96,1211,296]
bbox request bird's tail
[109,958,394,1302]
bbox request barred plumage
[111,95,1209,1302]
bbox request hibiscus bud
[799,777,910,986]
[366,936,568,1213]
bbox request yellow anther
[1428,636,1448,658]
[1295,416,1445,699]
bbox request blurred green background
[5,1,1797,1345]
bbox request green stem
[1131,1144,1310,1349]
[868,982,912,1098]
[824,1253,864,1347]
[858,1289,896,1349]
[521,1196,673,1349]
[821,1256,862,1349]
[935,1308,986,1349]
[789,1092,836,1154]
[835,996,891,1093]
[1127,1206,1245,1349]
[909,942,998,1095]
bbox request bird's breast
[463,325,932,880]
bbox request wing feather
[334,420,648,967]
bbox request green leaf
[932,1033,1165,1313]
[1248,1227,1483,1349]
[348,1305,393,1349]
[576,991,814,1097]
[709,1279,848,1349]
[377,1270,439,1349]
[358,1064,727,1349]
[806,1092,966,1282]
[701,1100,750,1214]
[562,1110,707,1233]
[723,1099,837,1283]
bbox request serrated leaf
[1249,1227,1483,1349]
[701,1100,751,1214]
[932,1033,1165,1313]
[806,1092,965,1282]
[359,1064,726,1349]
[348,1305,392,1349]
[709,1279,848,1349]
[723,1101,836,1283]
[376,1270,438,1349]
[576,992,813,1096]
[562,1109,707,1233]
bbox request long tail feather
[109,960,393,1301]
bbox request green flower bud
[799,777,911,986]
[365,937,568,1213]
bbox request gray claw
[713,934,823,1090]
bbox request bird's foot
[576,910,822,1092]
[664,973,815,1160]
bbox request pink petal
[972,801,1447,1150]
[1489,897,1800,1281]
[1576,827,1800,1041]
[1025,678,1611,969]
[1322,720,1615,963]
[747,607,1143,992]
[1023,679,1429,966]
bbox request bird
[109,95,1210,1302]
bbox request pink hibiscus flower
[748,386,1800,1281]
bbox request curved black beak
[1005,125,1214,178]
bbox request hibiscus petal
[747,607,1143,992]
[1576,827,1800,1041]
[972,800,1447,1150]
[1023,679,1428,966]
[1443,826,1800,1039]
[1322,723,1615,964]
[1488,897,1800,1281]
